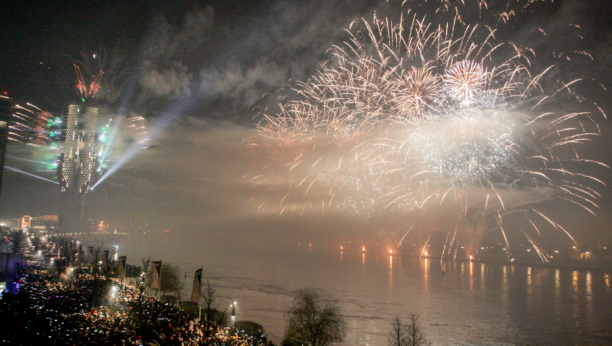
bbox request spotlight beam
[92,108,182,189]
[5,166,59,184]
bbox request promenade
[0,266,270,345]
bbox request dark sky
[1,0,612,252]
[0,0,389,114]
[1,0,611,113]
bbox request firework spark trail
[246,0,607,261]
[74,64,104,99]
[10,104,53,144]
[397,224,415,247]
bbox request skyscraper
[58,102,99,193]
[0,95,12,199]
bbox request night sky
[1,0,612,251]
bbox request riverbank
[0,265,274,345]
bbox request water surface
[119,236,612,345]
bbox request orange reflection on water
[527,267,532,286]
[469,261,474,291]
[572,270,579,290]
[502,265,508,288]
[388,256,393,296]
[586,271,592,296]
[480,263,485,290]
[423,258,429,292]
[554,269,560,300]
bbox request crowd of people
[0,266,272,345]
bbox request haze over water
[116,234,612,346]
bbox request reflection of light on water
[527,267,532,287]
[555,269,560,300]
[585,271,593,318]
[605,274,611,291]
[480,263,485,290]
[362,253,365,265]
[423,258,429,292]
[572,271,579,294]
[526,267,533,304]
[586,271,592,296]
[469,261,474,291]
[388,256,393,296]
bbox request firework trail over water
[246,0,608,261]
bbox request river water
[117,235,612,345]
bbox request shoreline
[339,250,612,272]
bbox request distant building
[95,219,111,234]
[14,215,61,235]
[0,95,12,199]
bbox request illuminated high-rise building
[58,103,99,193]
[0,95,12,199]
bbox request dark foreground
[0,267,270,346]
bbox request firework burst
[74,64,104,99]
[444,60,486,104]
[247,0,607,261]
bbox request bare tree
[200,279,228,346]
[405,312,428,346]
[90,246,102,275]
[387,313,429,346]
[160,263,183,305]
[284,290,347,346]
[133,258,152,312]
[174,271,186,304]
[388,316,406,346]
